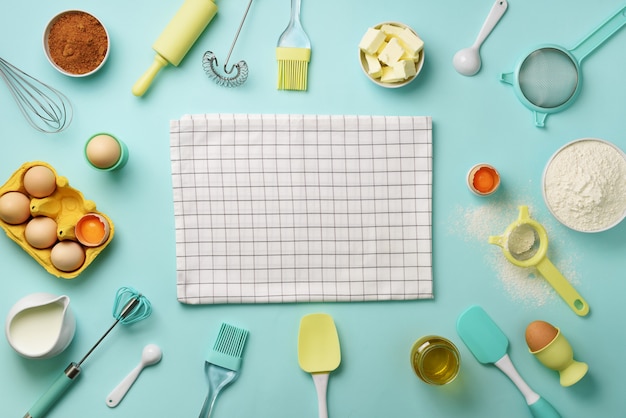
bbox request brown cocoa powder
[47,11,108,75]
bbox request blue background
[2,0,626,417]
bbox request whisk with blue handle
[0,57,72,133]
[23,287,152,418]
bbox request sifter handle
[536,258,590,316]
[24,363,81,418]
[570,5,626,62]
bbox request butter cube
[377,37,404,66]
[392,59,417,79]
[380,24,404,40]
[396,28,424,59]
[380,59,417,83]
[364,53,382,78]
[380,66,404,83]
[359,28,386,55]
[376,41,388,55]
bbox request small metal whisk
[202,0,254,87]
[0,57,72,134]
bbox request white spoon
[453,0,508,76]
[106,344,162,407]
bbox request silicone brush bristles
[276,47,311,91]
[206,323,249,371]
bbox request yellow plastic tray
[0,161,114,279]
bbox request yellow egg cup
[529,328,588,387]
[0,161,114,279]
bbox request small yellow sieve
[488,205,589,316]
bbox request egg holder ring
[0,161,114,279]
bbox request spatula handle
[312,373,329,418]
[495,354,561,417]
[495,354,539,405]
[528,397,561,418]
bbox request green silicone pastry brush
[276,0,311,91]
[198,322,249,418]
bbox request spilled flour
[449,199,580,309]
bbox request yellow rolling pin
[132,0,218,96]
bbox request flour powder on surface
[544,140,626,232]
[450,200,579,308]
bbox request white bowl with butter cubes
[358,22,424,88]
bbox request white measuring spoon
[106,344,162,407]
[453,0,508,76]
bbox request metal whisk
[23,286,152,418]
[0,57,72,133]
[202,0,254,87]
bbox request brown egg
[50,241,85,272]
[23,165,57,198]
[0,191,31,224]
[525,320,559,352]
[86,134,121,169]
[25,216,58,249]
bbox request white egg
[50,241,85,272]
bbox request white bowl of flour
[543,138,626,233]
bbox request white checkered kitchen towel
[170,114,432,304]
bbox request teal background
[1,0,626,416]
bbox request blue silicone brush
[199,322,249,418]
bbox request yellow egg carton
[0,161,114,279]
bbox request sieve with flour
[489,205,589,316]
[500,5,626,127]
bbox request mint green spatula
[457,305,561,418]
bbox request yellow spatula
[298,313,341,418]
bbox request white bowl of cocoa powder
[43,10,110,77]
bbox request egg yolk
[473,167,499,193]
[78,217,106,244]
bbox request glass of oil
[410,335,460,385]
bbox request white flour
[507,224,536,257]
[449,200,579,308]
[543,139,626,232]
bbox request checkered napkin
[170,114,433,304]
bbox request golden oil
[410,335,460,385]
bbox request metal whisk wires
[0,57,72,133]
[202,0,254,87]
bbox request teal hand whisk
[23,287,152,418]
